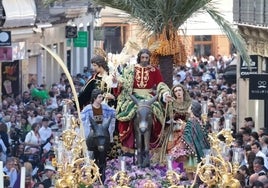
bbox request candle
[120,157,126,171]
[234,152,239,163]
[55,136,59,144]
[63,104,67,114]
[205,155,210,164]
[61,118,65,130]
[20,167,26,188]
[57,142,63,162]
[166,155,173,170]
[66,115,71,129]
[201,101,208,115]
[0,161,3,188]
[225,119,231,130]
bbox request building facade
[0,0,96,100]
[233,0,268,129]
[98,1,234,59]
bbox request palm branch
[94,0,250,64]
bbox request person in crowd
[238,165,250,187]
[38,117,53,154]
[39,117,52,144]
[258,128,268,138]
[22,91,32,106]
[249,156,268,185]
[251,142,268,169]
[3,157,18,187]
[41,164,56,188]
[173,73,182,86]
[46,91,58,110]
[260,135,268,157]
[250,132,260,145]
[257,175,268,187]
[24,162,35,188]
[27,83,49,105]
[78,55,116,109]
[0,122,10,159]
[57,77,66,93]
[114,48,173,154]
[250,180,265,188]
[241,127,252,147]
[24,122,41,155]
[27,109,39,126]
[243,117,256,131]
[19,115,31,142]
[33,182,45,188]
[245,151,257,175]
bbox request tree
[91,0,250,87]
[43,0,250,87]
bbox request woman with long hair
[161,84,210,179]
[24,122,41,155]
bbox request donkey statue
[86,116,112,183]
[130,94,158,168]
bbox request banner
[1,60,20,98]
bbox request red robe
[117,64,164,149]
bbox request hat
[191,100,201,118]
[44,164,56,172]
[244,117,253,122]
[42,117,49,122]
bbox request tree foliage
[93,0,250,64]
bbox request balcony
[233,0,268,26]
[49,0,89,18]
[35,0,90,24]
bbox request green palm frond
[203,3,251,64]
[94,0,250,64]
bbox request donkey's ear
[130,94,139,105]
[147,94,158,105]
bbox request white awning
[2,0,36,28]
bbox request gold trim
[133,88,153,95]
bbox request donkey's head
[130,94,158,133]
[86,116,111,152]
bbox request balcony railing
[35,0,90,24]
[233,0,268,26]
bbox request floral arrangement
[90,156,190,188]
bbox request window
[194,35,212,41]
[193,35,212,57]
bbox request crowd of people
[0,49,267,188]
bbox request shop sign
[240,55,258,78]
[249,74,268,100]
[0,31,11,46]
[73,31,88,47]
[65,26,77,38]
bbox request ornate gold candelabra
[52,103,101,188]
[37,44,102,187]
[111,156,131,188]
[165,155,185,188]
[191,112,241,188]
